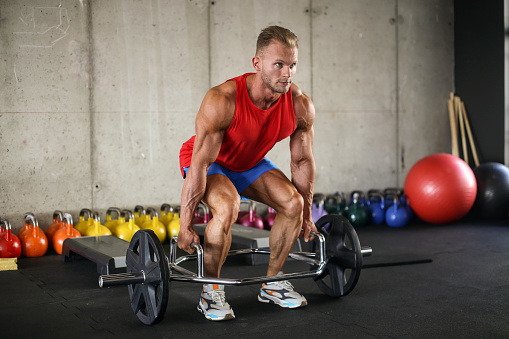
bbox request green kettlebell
[345,191,369,227]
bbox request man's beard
[261,70,291,94]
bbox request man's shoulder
[208,79,237,103]
[290,83,315,128]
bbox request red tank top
[180,73,296,175]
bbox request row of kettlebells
[70,204,183,245]
[312,188,414,228]
[0,213,62,258]
[0,204,185,259]
[192,200,276,231]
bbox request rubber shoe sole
[197,303,235,321]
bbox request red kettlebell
[264,207,277,230]
[192,205,206,224]
[20,213,48,257]
[202,205,211,223]
[239,200,264,229]
[45,210,65,246]
[236,200,251,223]
[53,213,81,255]
[0,219,22,258]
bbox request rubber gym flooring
[1,219,508,339]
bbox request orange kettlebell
[17,213,35,240]
[20,213,48,257]
[75,209,94,235]
[52,213,81,255]
[84,212,112,236]
[45,211,65,246]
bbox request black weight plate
[310,214,363,297]
[126,230,169,325]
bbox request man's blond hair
[256,26,299,57]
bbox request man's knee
[209,195,241,229]
[280,192,304,221]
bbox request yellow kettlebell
[141,207,166,243]
[134,205,147,228]
[75,209,94,235]
[104,207,122,233]
[85,212,112,236]
[114,210,140,242]
[159,203,174,228]
[167,206,181,240]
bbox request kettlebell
[75,209,94,235]
[17,213,34,240]
[20,213,48,257]
[324,195,342,215]
[366,191,385,225]
[349,190,367,207]
[345,191,369,227]
[134,205,147,228]
[383,188,402,210]
[114,210,140,242]
[52,213,81,254]
[193,204,211,224]
[264,207,277,230]
[167,206,180,240]
[236,200,251,223]
[104,207,122,233]
[0,219,22,258]
[311,193,328,223]
[385,194,410,228]
[239,200,264,229]
[399,194,415,220]
[45,211,65,245]
[159,204,174,228]
[141,207,167,243]
[85,212,112,236]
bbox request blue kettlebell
[367,191,385,225]
[383,188,401,211]
[349,190,367,207]
[399,194,415,220]
[385,194,410,227]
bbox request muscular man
[178,26,316,321]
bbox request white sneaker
[258,279,308,309]
[197,284,235,321]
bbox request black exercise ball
[471,162,509,219]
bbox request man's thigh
[202,174,240,213]
[240,169,299,210]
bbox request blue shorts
[183,158,279,199]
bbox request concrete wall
[0,0,454,232]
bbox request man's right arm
[178,85,234,254]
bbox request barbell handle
[191,242,204,278]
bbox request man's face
[258,41,298,94]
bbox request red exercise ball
[404,153,477,224]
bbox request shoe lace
[271,280,294,291]
[209,290,226,306]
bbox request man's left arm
[290,90,316,242]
